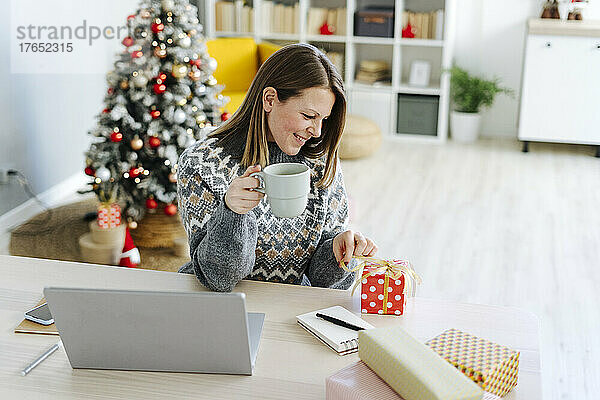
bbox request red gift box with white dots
[97,203,121,229]
[360,262,406,315]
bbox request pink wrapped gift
[326,361,502,400]
[326,361,401,400]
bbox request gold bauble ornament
[207,76,217,86]
[177,98,187,106]
[140,9,151,18]
[154,47,167,58]
[189,29,197,36]
[130,137,144,150]
[120,80,129,90]
[128,220,138,229]
[171,63,188,79]
[188,69,201,81]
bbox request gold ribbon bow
[341,257,422,314]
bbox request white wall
[2,1,138,195]
[454,0,600,137]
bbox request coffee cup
[250,163,310,218]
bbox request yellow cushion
[221,91,247,114]
[257,42,281,65]
[206,37,258,92]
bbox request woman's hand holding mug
[225,165,265,214]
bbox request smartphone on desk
[24,303,54,325]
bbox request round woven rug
[9,198,190,272]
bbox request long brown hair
[210,43,346,188]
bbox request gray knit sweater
[176,136,356,292]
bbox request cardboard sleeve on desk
[358,326,483,400]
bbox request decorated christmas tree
[82,0,229,229]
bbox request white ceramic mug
[250,163,310,218]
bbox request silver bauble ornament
[161,0,175,11]
[174,109,186,124]
[179,36,191,48]
[95,167,111,181]
[207,57,217,71]
[132,74,148,88]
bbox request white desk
[0,255,541,399]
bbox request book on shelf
[215,1,253,33]
[261,1,272,34]
[261,1,299,34]
[307,7,328,35]
[402,9,444,40]
[355,60,391,84]
[336,8,346,36]
[306,7,346,36]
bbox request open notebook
[297,306,374,355]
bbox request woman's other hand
[225,165,265,214]
[333,230,378,265]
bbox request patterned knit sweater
[177,136,356,292]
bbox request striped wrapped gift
[425,329,520,397]
[326,361,501,400]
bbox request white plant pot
[450,111,482,143]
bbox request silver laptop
[43,287,264,375]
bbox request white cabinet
[519,20,600,154]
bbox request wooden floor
[342,138,599,400]
[1,137,598,399]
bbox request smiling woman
[176,43,378,292]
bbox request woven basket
[130,204,186,248]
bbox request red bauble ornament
[402,23,415,38]
[122,36,134,47]
[107,87,114,95]
[151,22,164,33]
[221,112,231,121]
[129,167,142,178]
[190,59,202,68]
[150,110,161,119]
[148,137,161,148]
[102,108,110,113]
[157,72,167,82]
[84,166,95,176]
[127,14,136,21]
[146,198,158,209]
[164,203,177,216]
[131,50,143,59]
[319,23,335,35]
[153,83,166,94]
[110,132,123,142]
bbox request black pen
[316,313,365,331]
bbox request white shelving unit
[201,0,456,142]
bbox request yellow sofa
[206,38,280,113]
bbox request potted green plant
[449,66,513,142]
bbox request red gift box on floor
[344,258,421,316]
